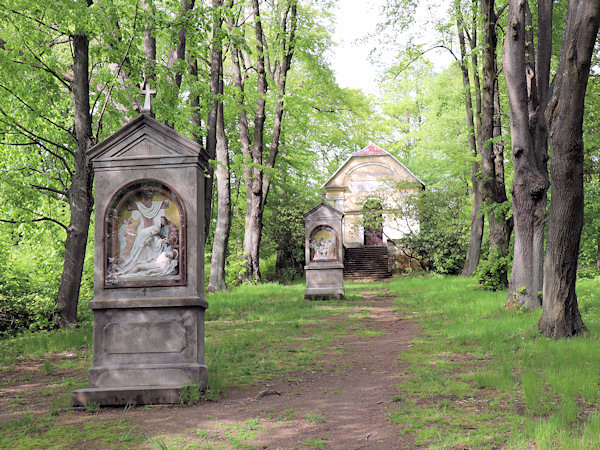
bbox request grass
[386,274,600,448]
[0,280,371,448]
[0,324,93,364]
[306,412,326,424]
[3,275,600,447]
[203,281,369,398]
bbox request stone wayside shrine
[304,202,344,299]
[71,108,208,407]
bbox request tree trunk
[207,5,230,293]
[231,0,296,283]
[242,0,268,281]
[203,0,224,244]
[503,0,551,310]
[141,0,156,85]
[230,44,255,277]
[55,35,95,327]
[457,7,484,277]
[207,92,230,292]
[167,0,194,91]
[480,0,510,286]
[540,0,600,338]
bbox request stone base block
[71,364,207,407]
[305,266,344,300]
[304,287,345,300]
[88,363,207,388]
[71,385,182,407]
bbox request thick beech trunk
[503,0,551,310]
[540,0,600,338]
[480,0,511,286]
[457,9,484,277]
[242,0,268,281]
[55,35,95,327]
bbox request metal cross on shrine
[140,82,157,115]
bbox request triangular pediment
[304,202,343,220]
[88,114,207,166]
[322,144,424,190]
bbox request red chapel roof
[352,143,388,156]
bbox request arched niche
[309,225,338,262]
[104,179,187,288]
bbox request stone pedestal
[71,114,208,407]
[303,202,344,299]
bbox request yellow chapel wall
[324,155,421,248]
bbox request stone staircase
[343,246,392,280]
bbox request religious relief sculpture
[309,225,337,261]
[105,180,186,287]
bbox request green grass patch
[203,281,371,398]
[387,275,600,448]
[0,324,93,364]
[306,412,326,424]
[0,281,373,447]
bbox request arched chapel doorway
[363,199,383,246]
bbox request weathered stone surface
[88,362,207,388]
[90,306,205,369]
[73,113,209,407]
[304,203,344,299]
[71,386,185,407]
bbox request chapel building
[322,144,424,277]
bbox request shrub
[0,293,56,338]
[475,251,510,291]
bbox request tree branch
[30,183,68,200]
[0,83,76,138]
[0,216,68,231]
[95,3,139,140]
[0,109,75,156]
[390,44,458,79]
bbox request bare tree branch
[389,44,458,79]
[0,216,68,231]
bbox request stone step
[343,245,392,280]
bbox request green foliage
[474,251,510,291]
[387,275,600,448]
[178,382,203,405]
[0,293,56,338]
[262,189,312,282]
[579,75,600,277]
[398,186,469,275]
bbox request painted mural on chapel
[104,180,186,288]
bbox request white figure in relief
[116,197,178,279]
[119,250,179,278]
[310,234,335,260]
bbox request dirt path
[1,290,420,448]
[122,292,421,448]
